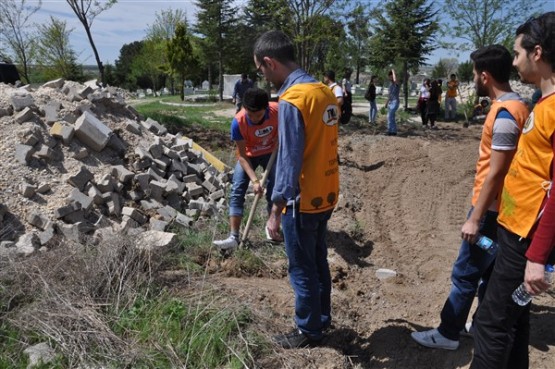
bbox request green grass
[133,99,232,133]
[112,293,257,368]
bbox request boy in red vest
[213,88,279,250]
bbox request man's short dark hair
[254,31,296,65]
[324,70,336,81]
[470,45,513,83]
[516,12,555,70]
[241,73,247,79]
[450,74,456,78]
[242,87,269,111]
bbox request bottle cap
[546,264,554,273]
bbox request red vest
[236,102,279,157]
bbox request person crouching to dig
[213,87,282,250]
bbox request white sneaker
[460,322,474,337]
[213,235,239,250]
[411,328,459,350]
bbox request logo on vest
[323,104,339,126]
[522,112,534,134]
[255,126,274,137]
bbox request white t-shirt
[420,85,430,99]
[330,83,344,99]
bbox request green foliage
[114,295,254,368]
[146,8,188,41]
[114,41,145,90]
[344,3,372,83]
[35,16,83,81]
[431,60,447,80]
[131,39,167,92]
[441,0,542,51]
[167,22,197,101]
[458,60,474,83]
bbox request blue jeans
[282,207,333,339]
[438,208,498,341]
[228,153,275,217]
[369,100,377,123]
[387,99,399,133]
[445,97,457,120]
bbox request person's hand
[266,212,282,241]
[253,181,264,195]
[461,218,480,244]
[232,98,236,104]
[524,260,551,295]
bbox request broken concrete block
[78,85,94,99]
[152,157,170,171]
[134,173,150,193]
[185,209,200,218]
[182,174,198,183]
[135,146,153,161]
[149,218,168,232]
[50,122,75,145]
[21,129,40,146]
[165,174,185,194]
[175,212,193,228]
[96,174,116,193]
[149,140,163,159]
[107,134,126,157]
[26,212,50,230]
[42,78,65,89]
[20,183,36,198]
[185,182,204,198]
[147,167,164,181]
[166,193,182,210]
[122,207,148,224]
[72,147,89,160]
[36,183,51,194]
[14,107,35,123]
[163,146,180,160]
[133,159,151,171]
[128,190,143,202]
[38,224,56,246]
[111,165,134,184]
[57,222,94,242]
[43,102,61,124]
[15,233,40,256]
[35,145,54,160]
[125,119,141,135]
[120,216,140,232]
[202,179,217,193]
[209,189,225,201]
[15,144,34,165]
[87,184,104,205]
[61,111,78,123]
[149,180,166,201]
[74,111,112,152]
[11,94,35,112]
[0,241,17,257]
[140,198,164,210]
[63,209,85,223]
[171,159,188,174]
[106,193,122,216]
[54,203,81,219]
[136,230,176,251]
[157,205,177,222]
[187,162,203,177]
[188,199,207,210]
[68,188,93,211]
[143,117,167,136]
[67,166,94,191]
[23,342,56,369]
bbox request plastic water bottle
[475,234,497,255]
[512,264,554,306]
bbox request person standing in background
[365,75,378,124]
[232,73,254,112]
[384,69,400,136]
[445,74,459,121]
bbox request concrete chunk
[140,198,164,210]
[36,183,51,194]
[67,166,94,191]
[42,78,65,89]
[26,212,50,230]
[106,193,122,216]
[15,144,33,165]
[15,233,40,256]
[136,230,176,251]
[74,111,112,151]
[112,165,134,184]
[149,180,166,201]
[96,174,116,192]
[20,183,36,198]
[11,94,35,112]
[68,188,93,210]
[50,122,75,145]
[175,212,193,228]
[125,119,142,135]
[54,203,81,219]
[185,182,204,198]
[72,147,89,159]
[122,207,148,224]
[149,218,168,231]
[157,205,177,222]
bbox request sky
[30,0,555,68]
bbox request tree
[431,60,447,80]
[345,3,372,84]
[65,0,117,84]
[0,0,41,83]
[369,0,439,109]
[114,41,144,90]
[457,61,473,83]
[442,0,542,51]
[167,22,197,101]
[146,8,188,41]
[36,16,83,81]
[285,0,338,73]
[195,0,239,101]
[131,39,165,92]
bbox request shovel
[239,149,277,248]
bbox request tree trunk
[403,60,409,110]
[218,54,223,102]
[180,73,184,101]
[82,22,104,85]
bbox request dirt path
[207,115,555,369]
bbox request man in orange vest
[213,87,279,250]
[471,12,555,369]
[411,45,529,351]
[254,30,340,349]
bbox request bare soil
[205,102,555,369]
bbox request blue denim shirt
[271,68,317,206]
[232,79,254,100]
[389,82,400,101]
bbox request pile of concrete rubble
[0,79,230,256]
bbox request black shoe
[386,131,397,136]
[273,329,322,349]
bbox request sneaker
[273,329,322,349]
[411,328,459,350]
[460,322,474,337]
[213,235,239,250]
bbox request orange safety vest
[279,82,340,213]
[471,99,530,210]
[498,93,555,237]
[235,102,279,157]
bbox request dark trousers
[471,226,531,369]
